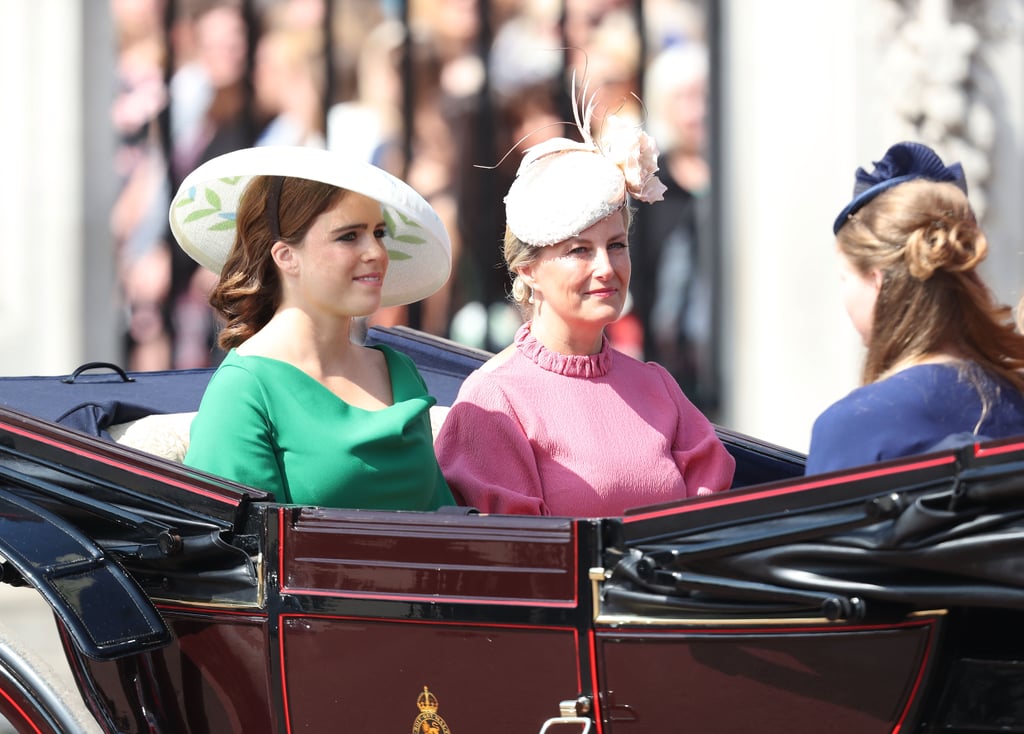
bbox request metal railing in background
[113,0,718,414]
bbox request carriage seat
[108,406,452,463]
[108,411,197,463]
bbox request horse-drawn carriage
[0,325,1022,733]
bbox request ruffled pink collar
[515,322,612,378]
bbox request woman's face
[519,211,631,345]
[837,249,881,346]
[277,192,389,319]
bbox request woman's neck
[877,350,962,381]
[238,307,357,367]
[529,317,604,356]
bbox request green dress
[184,345,454,510]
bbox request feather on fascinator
[832,141,968,234]
[504,76,668,247]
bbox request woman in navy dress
[806,142,1024,475]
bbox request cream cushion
[109,406,452,463]
[108,412,197,463]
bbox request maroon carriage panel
[280,508,579,605]
[80,614,275,733]
[280,617,581,732]
[595,618,937,733]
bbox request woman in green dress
[169,146,454,510]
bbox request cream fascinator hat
[169,146,452,307]
[504,82,668,247]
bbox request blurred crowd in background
[109,0,720,417]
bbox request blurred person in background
[338,1,479,338]
[107,0,713,366]
[168,1,256,369]
[253,25,327,148]
[631,41,719,417]
[110,0,173,371]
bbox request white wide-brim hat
[169,146,452,307]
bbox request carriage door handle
[538,699,592,734]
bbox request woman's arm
[659,364,736,494]
[434,374,548,515]
[184,365,287,497]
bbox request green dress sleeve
[184,356,286,497]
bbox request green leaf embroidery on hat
[396,210,418,227]
[178,183,239,231]
[383,208,425,247]
[387,250,413,260]
[183,208,218,223]
[204,187,222,209]
[210,218,237,231]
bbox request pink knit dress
[434,323,735,516]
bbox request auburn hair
[209,176,346,350]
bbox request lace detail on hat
[503,75,667,247]
[514,322,612,378]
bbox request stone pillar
[0,0,84,374]
[718,0,864,452]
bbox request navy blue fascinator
[832,142,968,234]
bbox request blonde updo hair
[504,227,537,315]
[837,179,1024,391]
[503,206,634,317]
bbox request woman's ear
[515,263,536,289]
[271,241,297,275]
[870,268,884,291]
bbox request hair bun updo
[904,205,987,280]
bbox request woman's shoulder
[613,350,686,389]
[811,363,966,440]
[837,363,959,402]
[448,346,528,412]
[207,349,264,383]
[213,349,309,383]
[479,344,517,374]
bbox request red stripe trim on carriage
[0,419,237,504]
[277,628,294,734]
[587,629,605,734]
[278,510,286,595]
[623,455,957,523]
[280,613,579,634]
[594,616,937,636]
[0,686,43,734]
[891,617,937,734]
[975,439,1024,457]
[277,587,578,607]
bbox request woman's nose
[364,235,388,261]
[593,247,613,276]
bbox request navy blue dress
[806,363,1024,475]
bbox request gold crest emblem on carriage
[412,686,451,734]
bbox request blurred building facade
[3,0,1024,453]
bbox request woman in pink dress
[434,92,735,516]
